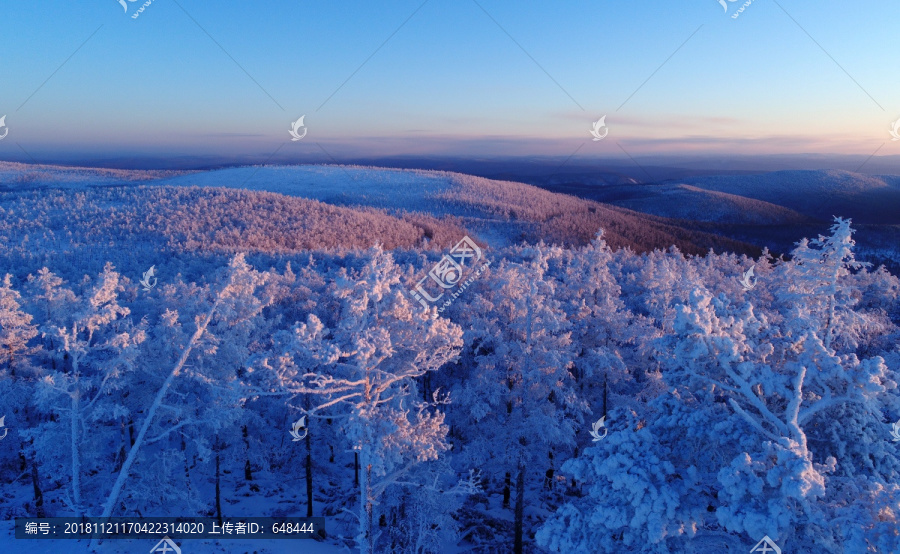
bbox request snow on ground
[154,164,531,247]
[681,169,900,224]
[154,165,456,215]
[0,161,193,189]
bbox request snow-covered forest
[1,214,898,553]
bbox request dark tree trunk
[354,452,360,487]
[31,458,45,518]
[181,436,193,500]
[514,464,525,554]
[214,447,223,525]
[242,425,253,481]
[502,472,511,509]
[305,430,313,517]
[114,419,127,472]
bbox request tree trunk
[502,472,511,509]
[114,419,127,472]
[242,425,252,481]
[31,458,45,518]
[354,452,360,487]
[215,446,223,525]
[359,451,374,554]
[181,436,193,500]
[93,296,221,543]
[70,375,82,513]
[305,430,313,517]
[514,464,525,554]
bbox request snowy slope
[151,164,757,253]
[0,161,760,254]
[680,169,900,224]
[157,165,451,214]
[0,161,193,190]
[616,184,811,225]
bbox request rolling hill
[148,165,755,254]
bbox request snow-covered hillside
[597,169,900,226]
[0,162,758,255]
[680,169,900,224]
[616,184,812,225]
[156,165,457,214]
[0,161,193,190]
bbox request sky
[1,1,899,166]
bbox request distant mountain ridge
[149,164,755,254]
[0,160,195,189]
[680,169,900,224]
[0,162,762,258]
[532,168,900,271]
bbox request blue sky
[1,1,899,164]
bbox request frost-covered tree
[94,254,271,529]
[778,217,870,352]
[0,274,38,373]
[28,264,145,515]
[457,251,587,553]
[539,220,900,553]
[247,247,464,554]
[0,274,43,513]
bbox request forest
[1,211,898,553]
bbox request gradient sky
[1,1,899,165]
